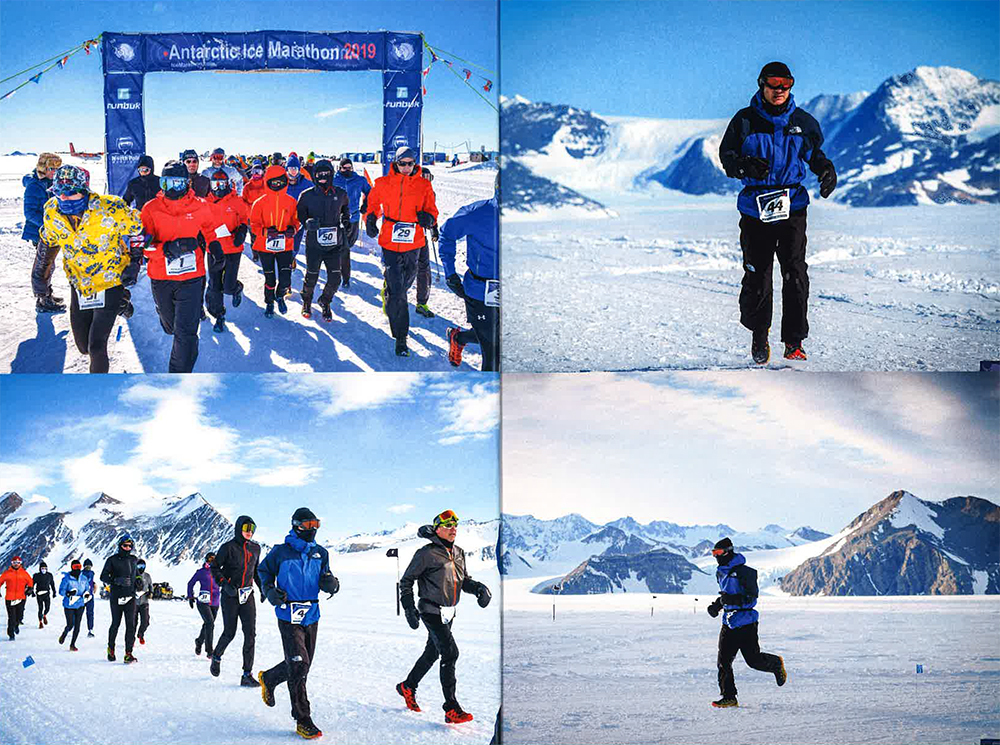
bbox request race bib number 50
[317,227,338,246]
[391,222,416,244]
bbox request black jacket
[100,550,138,599]
[123,174,162,211]
[189,173,211,199]
[400,525,484,615]
[31,571,56,598]
[210,515,262,598]
[296,184,351,252]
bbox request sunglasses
[340,165,353,170]
[241,522,256,534]
[121,543,133,550]
[184,158,199,164]
[397,160,415,167]
[293,518,321,530]
[763,77,794,91]
[12,560,22,565]
[138,166,151,173]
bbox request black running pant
[302,245,342,305]
[85,597,95,631]
[36,592,51,622]
[382,248,418,341]
[738,211,809,344]
[405,613,460,709]
[262,619,319,722]
[717,621,782,699]
[196,602,219,654]
[462,296,500,372]
[206,252,242,319]
[62,606,84,646]
[259,251,295,304]
[5,599,25,637]
[69,284,124,374]
[417,242,431,306]
[342,221,360,283]
[137,603,150,639]
[213,593,256,673]
[108,595,136,653]
[150,277,204,373]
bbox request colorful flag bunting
[483,80,493,93]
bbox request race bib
[317,227,338,246]
[117,596,132,606]
[441,605,457,624]
[37,589,49,595]
[289,602,312,625]
[390,222,417,244]
[214,224,231,239]
[69,595,82,607]
[238,586,253,604]
[83,593,92,603]
[198,591,210,604]
[756,188,791,223]
[165,252,197,276]
[78,290,105,310]
[11,599,23,606]
[484,279,500,308]
[265,236,285,252]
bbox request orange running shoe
[396,682,421,712]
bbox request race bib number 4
[289,602,312,625]
[265,236,285,252]
[79,290,105,310]
[484,279,500,308]
[756,189,791,223]
[238,586,253,604]
[317,227,338,246]
[165,252,197,276]
[198,591,211,604]
[390,222,416,244]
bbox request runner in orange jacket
[249,165,300,317]
[1,555,34,640]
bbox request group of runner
[24,145,499,372]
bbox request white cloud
[274,374,421,417]
[243,437,323,487]
[315,103,374,119]
[1,462,53,493]
[61,447,165,503]
[415,485,453,494]
[435,382,499,445]
[388,503,415,514]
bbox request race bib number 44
[289,602,312,624]
[79,290,105,310]
[756,189,791,223]
[165,252,197,276]
[390,222,416,244]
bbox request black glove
[208,240,223,258]
[266,227,280,240]
[318,573,340,597]
[446,273,466,299]
[818,160,837,198]
[135,577,145,592]
[162,237,199,262]
[232,224,248,247]
[118,288,134,319]
[197,233,206,250]
[65,589,77,597]
[266,586,288,607]
[416,210,435,228]
[737,156,770,180]
[120,258,141,288]
[404,606,420,630]
[305,218,319,233]
[26,587,34,597]
[720,593,744,606]
[707,599,722,618]
[365,214,379,238]
[188,597,195,609]
[283,227,296,239]
[476,584,492,608]
[360,197,368,215]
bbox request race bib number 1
[484,279,500,308]
[238,586,253,604]
[289,602,311,624]
[79,290,105,310]
[165,253,197,276]
[390,222,416,244]
[756,189,791,223]
[317,227,338,246]
[265,236,285,252]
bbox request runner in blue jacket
[441,173,500,372]
[257,508,339,740]
[58,559,92,651]
[332,157,371,290]
[706,538,786,708]
[719,62,837,364]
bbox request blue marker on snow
[22,656,35,668]
[116,326,122,342]
[916,664,923,674]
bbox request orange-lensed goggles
[711,548,730,556]
[763,76,794,91]
[434,509,459,528]
[292,518,320,530]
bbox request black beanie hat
[713,537,734,552]
[292,507,318,524]
[138,155,155,171]
[758,62,793,88]
[162,162,188,179]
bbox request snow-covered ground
[503,196,999,371]
[502,590,1000,745]
[0,154,497,373]
[0,538,501,744]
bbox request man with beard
[210,515,263,687]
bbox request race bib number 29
[391,222,416,244]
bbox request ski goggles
[240,521,257,535]
[160,176,189,193]
[711,547,731,557]
[762,76,794,91]
[433,509,459,528]
[292,517,321,531]
[11,559,22,567]
[136,563,146,572]
[210,178,232,193]
[71,561,82,570]
[266,176,288,190]
[137,166,152,174]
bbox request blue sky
[0,0,498,155]
[501,0,1000,118]
[502,372,999,533]
[0,373,500,545]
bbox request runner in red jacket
[249,165,299,317]
[205,171,250,333]
[0,555,34,640]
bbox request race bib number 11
[265,236,285,252]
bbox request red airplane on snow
[69,142,103,161]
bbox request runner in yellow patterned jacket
[36,165,145,373]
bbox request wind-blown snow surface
[502,593,999,745]
[0,155,496,372]
[0,531,500,744]
[504,198,999,371]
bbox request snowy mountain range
[326,517,500,567]
[505,490,998,596]
[501,65,1000,212]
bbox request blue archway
[102,30,423,194]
